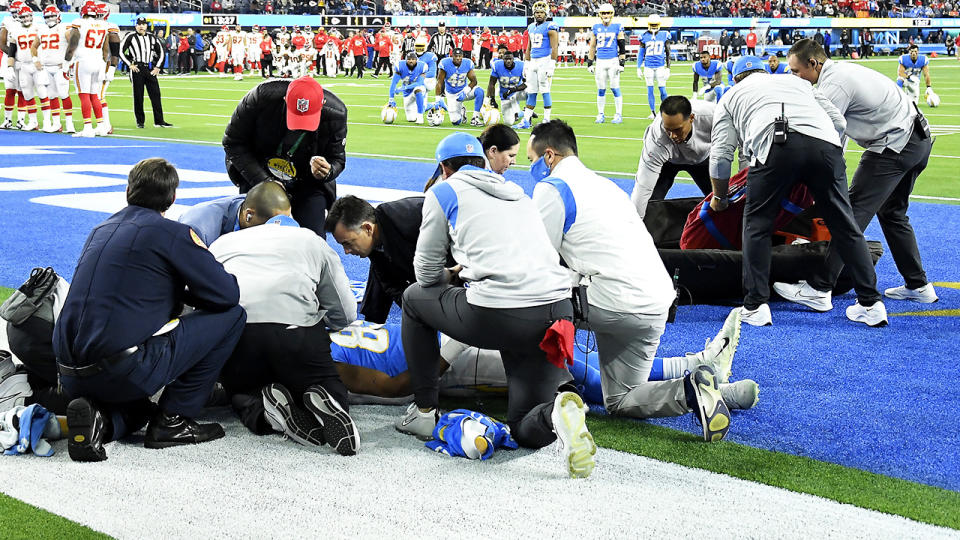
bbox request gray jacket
[415,166,571,309]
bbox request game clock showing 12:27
[203,15,238,26]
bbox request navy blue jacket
[54,205,240,366]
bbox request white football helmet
[381,104,397,124]
[647,13,662,32]
[926,89,940,108]
[598,3,614,24]
[482,106,501,126]
[427,108,445,126]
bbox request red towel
[540,319,575,369]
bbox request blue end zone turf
[1,132,958,491]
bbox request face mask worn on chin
[529,155,551,181]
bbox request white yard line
[0,405,954,539]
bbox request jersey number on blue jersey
[531,33,544,48]
[331,325,390,354]
[447,73,467,88]
[597,32,616,49]
[646,40,664,56]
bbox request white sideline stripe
[0,404,953,539]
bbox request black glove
[489,98,498,109]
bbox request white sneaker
[720,380,759,410]
[740,304,772,326]
[63,119,75,133]
[772,280,833,312]
[415,114,424,124]
[42,122,58,133]
[94,123,112,137]
[551,391,596,479]
[395,402,438,440]
[20,120,38,131]
[0,372,32,413]
[72,125,95,138]
[694,308,741,383]
[0,119,12,129]
[846,300,888,327]
[884,283,938,303]
[594,113,605,123]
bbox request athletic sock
[659,85,667,102]
[79,93,92,123]
[523,107,533,121]
[543,108,551,121]
[614,95,623,116]
[62,96,73,118]
[597,94,606,114]
[101,102,110,125]
[647,86,656,112]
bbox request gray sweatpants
[588,305,690,419]
[402,283,574,449]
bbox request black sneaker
[261,383,325,447]
[136,123,144,128]
[144,411,225,449]
[154,121,173,127]
[303,385,359,456]
[66,398,108,462]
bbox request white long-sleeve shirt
[534,156,675,315]
[210,221,356,329]
[709,72,846,180]
[815,59,915,154]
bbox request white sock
[615,95,623,115]
[523,107,533,121]
[544,108,552,121]
[101,106,110,125]
[597,94,606,114]
[661,354,699,380]
[42,108,51,125]
[28,111,37,124]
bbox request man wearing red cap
[223,76,347,235]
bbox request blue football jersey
[693,59,721,80]
[765,62,789,75]
[639,30,670,68]
[528,20,559,59]
[419,51,438,78]
[491,59,525,98]
[390,60,426,96]
[725,58,735,84]
[591,22,622,60]
[330,322,407,377]
[899,53,928,77]
[439,56,474,93]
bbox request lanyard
[275,132,307,160]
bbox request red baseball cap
[285,77,325,131]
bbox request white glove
[34,68,51,87]
[908,74,919,83]
[544,59,556,78]
[615,63,624,74]
[925,86,934,96]
[2,65,14,86]
[105,65,116,82]
[663,67,671,79]
[587,64,595,74]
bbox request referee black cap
[136,16,147,24]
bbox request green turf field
[96,57,960,200]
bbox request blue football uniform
[389,60,426,97]
[491,59,525,99]
[725,58,735,84]
[693,59,721,82]
[528,20,559,59]
[439,56,474,94]
[638,30,670,68]
[419,51,438,79]
[592,22,622,60]
[765,62,789,75]
[899,53,928,78]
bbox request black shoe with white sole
[261,383,325,447]
[66,398,108,462]
[303,385,359,456]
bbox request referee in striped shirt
[120,17,172,128]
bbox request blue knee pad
[473,88,484,111]
[542,92,552,107]
[611,88,621,98]
[526,93,538,107]
[713,86,723,102]
[598,88,607,97]
[647,86,656,111]
[659,86,667,101]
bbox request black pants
[60,306,246,440]
[288,182,331,236]
[652,159,713,201]
[479,48,493,69]
[721,46,728,61]
[373,55,392,76]
[349,55,365,78]
[178,52,192,73]
[747,46,756,55]
[742,133,879,309]
[192,52,203,73]
[261,53,274,77]
[131,64,166,126]
[221,322,348,435]
[402,284,573,449]
[824,44,832,58]
[810,127,932,292]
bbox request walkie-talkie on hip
[773,103,788,144]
